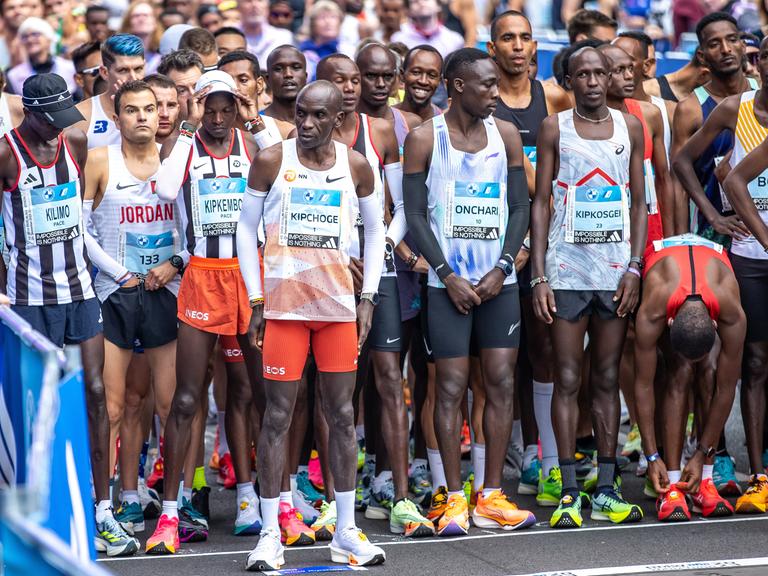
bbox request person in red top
[633,234,745,522]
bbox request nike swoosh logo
[423,337,432,356]
[116,183,138,190]
[194,162,208,170]
[485,152,500,160]
[508,320,521,336]
[386,337,400,344]
[326,175,345,183]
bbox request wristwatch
[494,258,514,277]
[169,255,184,271]
[696,443,716,459]
[360,292,379,306]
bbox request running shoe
[735,474,768,514]
[426,485,449,523]
[408,461,433,505]
[713,454,742,496]
[518,457,541,495]
[179,497,209,542]
[146,457,164,493]
[763,449,768,472]
[643,476,658,499]
[279,502,315,546]
[472,490,536,531]
[292,482,321,525]
[192,486,211,521]
[656,484,691,522]
[591,489,643,524]
[574,450,594,479]
[357,441,365,472]
[585,472,623,496]
[297,470,326,508]
[550,493,584,529]
[461,422,471,457]
[390,498,435,537]
[621,424,642,458]
[365,477,394,520]
[311,500,336,540]
[437,492,469,537]
[308,450,324,491]
[235,495,263,535]
[505,439,523,471]
[217,452,236,490]
[95,513,139,557]
[330,526,385,566]
[208,429,220,471]
[635,453,648,477]
[145,514,179,555]
[245,527,284,572]
[692,478,734,517]
[537,466,562,507]
[138,477,161,519]
[115,501,144,534]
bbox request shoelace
[746,478,767,494]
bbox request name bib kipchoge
[280,187,342,249]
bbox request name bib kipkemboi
[192,177,246,237]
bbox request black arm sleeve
[500,166,530,266]
[403,171,453,281]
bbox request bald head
[316,53,355,81]
[267,44,306,69]
[298,79,343,113]
[356,42,396,70]
[598,43,631,65]
[568,46,609,74]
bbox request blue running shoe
[518,457,541,495]
[297,470,325,507]
[714,454,742,497]
[115,501,144,534]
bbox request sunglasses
[747,52,760,65]
[270,9,292,17]
[78,66,101,77]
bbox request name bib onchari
[443,180,503,240]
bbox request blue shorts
[12,298,103,348]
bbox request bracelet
[646,452,661,463]
[626,266,641,278]
[529,275,548,289]
[629,256,644,269]
[179,121,197,140]
[117,273,134,287]
[406,252,419,269]
[244,117,263,133]
[250,297,264,308]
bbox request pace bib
[643,158,658,215]
[191,177,245,237]
[120,230,176,275]
[280,187,342,249]
[652,233,723,254]
[22,181,81,246]
[747,169,768,211]
[566,184,627,244]
[443,180,503,240]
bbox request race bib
[565,184,627,244]
[120,230,176,274]
[22,181,81,246]
[713,156,732,212]
[643,158,658,215]
[652,233,723,254]
[748,169,768,211]
[443,180,503,240]
[279,187,342,249]
[524,146,537,170]
[191,177,245,237]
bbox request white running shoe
[635,453,648,477]
[330,526,385,566]
[138,477,161,518]
[245,527,285,572]
[235,495,263,536]
[292,486,320,524]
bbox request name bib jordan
[280,187,342,249]
[22,181,81,246]
[566,184,627,244]
[120,230,176,275]
[443,180,503,240]
[191,177,245,237]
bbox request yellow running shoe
[436,493,469,537]
[472,490,536,531]
[426,486,449,524]
[735,474,768,514]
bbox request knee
[227,381,253,408]
[591,363,620,395]
[555,362,581,399]
[325,400,355,431]
[744,351,768,382]
[263,402,293,438]
[123,388,144,414]
[172,388,199,419]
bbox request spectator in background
[179,26,219,68]
[159,8,185,28]
[239,0,293,68]
[299,0,352,78]
[440,0,478,47]
[72,40,102,99]
[566,9,618,43]
[376,0,405,43]
[268,0,294,30]
[214,26,247,55]
[44,0,88,54]
[219,0,241,28]
[197,4,223,33]
[741,32,760,82]
[158,22,192,54]
[0,69,24,136]
[1,0,42,69]
[672,0,707,47]
[156,48,204,115]
[7,17,77,94]
[85,5,112,43]
[391,0,464,58]
[121,1,162,73]
[165,0,194,22]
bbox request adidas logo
[486,229,499,240]
[607,231,622,242]
[322,237,337,249]
[23,174,37,186]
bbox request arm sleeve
[155,135,193,202]
[82,200,130,281]
[500,166,530,265]
[237,187,267,300]
[403,171,452,281]
[383,162,407,246]
[358,193,385,294]
[254,127,282,151]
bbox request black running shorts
[102,284,178,349]
[553,290,619,322]
[731,253,768,343]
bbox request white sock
[122,490,140,506]
[410,458,428,474]
[482,487,499,498]
[702,464,714,481]
[512,419,523,446]
[335,490,356,531]
[182,488,192,502]
[427,448,446,489]
[668,470,681,484]
[523,444,538,469]
[298,464,309,474]
[95,500,111,523]
[279,491,293,507]
[534,380,558,476]
[355,424,365,442]
[162,500,178,519]
[237,482,256,502]
[372,470,393,492]
[261,497,280,531]
[471,443,485,492]
[289,474,298,494]
[218,411,229,455]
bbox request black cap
[22,73,85,129]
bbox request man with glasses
[73,41,103,100]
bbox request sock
[108,477,115,502]
[596,457,617,491]
[410,458,428,474]
[427,448,446,488]
[261,497,280,531]
[702,464,714,481]
[559,458,578,497]
[534,380,558,476]
[523,444,538,469]
[482,487,499,498]
[289,474,298,494]
[668,470,681,484]
[95,500,111,523]
[335,490,356,530]
[123,490,140,506]
[512,419,523,447]
[237,482,257,502]
[182,487,193,502]
[355,424,365,443]
[217,411,229,455]
[279,491,293,507]
[297,464,309,474]
[372,470,393,492]
[162,500,178,519]
[471,443,485,492]
[448,490,463,497]
[192,466,207,491]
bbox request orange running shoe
[217,452,236,490]
[437,492,469,537]
[472,490,537,530]
[279,502,316,546]
[426,486,449,523]
[692,478,734,517]
[656,484,691,522]
[145,514,180,555]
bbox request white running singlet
[0,94,12,138]
[650,95,671,165]
[87,95,121,150]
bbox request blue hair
[102,34,144,69]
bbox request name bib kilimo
[191,177,245,237]
[22,181,82,246]
[280,187,342,249]
[443,180,504,240]
[566,184,627,244]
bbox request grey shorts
[553,290,619,322]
